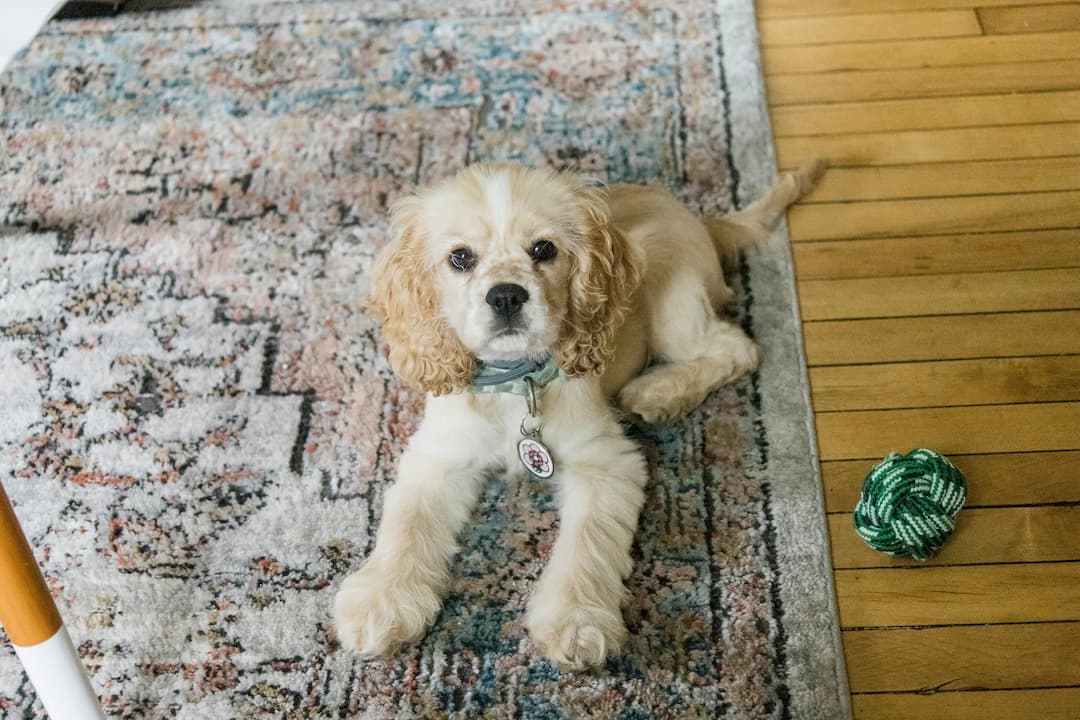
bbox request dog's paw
[617,371,700,424]
[526,601,627,671]
[725,332,761,378]
[333,564,441,657]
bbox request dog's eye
[448,247,476,272]
[529,240,557,263]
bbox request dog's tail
[705,158,826,262]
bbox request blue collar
[469,356,562,396]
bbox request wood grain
[793,230,1080,280]
[802,159,1080,202]
[770,90,1080,136]
[829,506,1080,569]
[815,402,1080,461]
[979,4,1080,35]
[802,311,1080,366]
[759,10,981,46]
[809,356,1080,411]
[844,622,1080,693]
[798,269,1080,321]
[788,192,1080,241]
[778,123,1080,168]
[767,60,1080,105]
[852,688,1080,720]
[758,0,1080,705]
[757,0,1025,18]
[836,563,1080,627]
[821,450,1080,513]
[763,31,1080,74]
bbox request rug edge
[716,1,853,718]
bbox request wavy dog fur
[337,160,825,670]
[555,181,644,378]
[368,196,477,396]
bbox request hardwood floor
[755,2,1080,717]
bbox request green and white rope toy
[853,449,966,561]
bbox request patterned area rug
[0,1,849,718]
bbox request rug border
[716,1,853,718]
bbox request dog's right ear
[368,197,476,396]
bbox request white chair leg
[12,626,107,720]
[1,483,106,719]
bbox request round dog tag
[518,436,555,479]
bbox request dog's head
[369,164,643,395]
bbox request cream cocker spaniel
[334,159,824,670]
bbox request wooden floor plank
[757,0,1023,18]
[771,90,1080,136]
[802,311,1080,366]
[809,356,1080,412]
[815,402,1080,461]
[836,563,1080,627]
[829,506,1080,569]
[822,450,1080,513]
[757,0,1080,706]
[802,158,1080,203]
[844,622,1080,693]
[759,10,982,46]
[793,230,1080,280]
[767,60,1080,105]
[852,688,1080,720]
[777,123,1080,168]
[787,192,1080,241]
[979,3,1080,35]
[763,31,1080,74]
[798,269,1080,321]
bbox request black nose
[486,283,529,320]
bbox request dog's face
[419,166,579,362]
[369,164,642,395]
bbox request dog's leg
[618,277,759,424]
[618,161,824,424]
[618,328,758,425]
[526,421,647,670]
[333,406,492,656]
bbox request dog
[333,159,825,669]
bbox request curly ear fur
[556,185,645,377]
[368,198,476,395]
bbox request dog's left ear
[556,183,645,378]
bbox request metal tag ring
[520,416,543,438]
[524,376,538,417]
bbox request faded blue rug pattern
[0,2,848,718]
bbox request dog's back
[605,160,826,421]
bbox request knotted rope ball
[853,449,966,560]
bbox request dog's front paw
[333,563,442,657]
[526,600,627,671]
